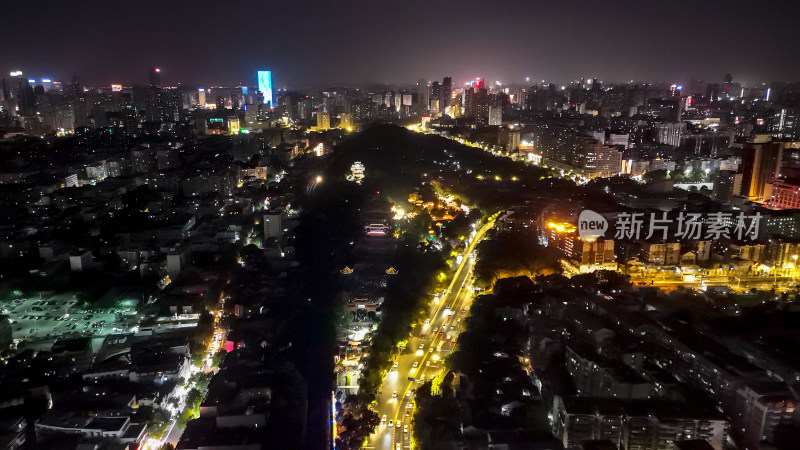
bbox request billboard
[257,70,272,107]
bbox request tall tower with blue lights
[257,70,272,108]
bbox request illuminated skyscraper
[417,79,429,111]
[317,112,330,130]
[440,76,452,113]
[736,137,783,203]
[488,106,502,125]
[474,85,488,126]
[257,70,273,107]
[340,113,353,131]
[429,82,440,112]
[573,142,622,178]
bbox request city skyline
[2,2,800,449]
[2,0,800,87]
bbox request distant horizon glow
[1,1,798,86]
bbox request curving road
[365,220,493,450]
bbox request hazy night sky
[1,0,798,88]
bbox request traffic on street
[365,221,492,450]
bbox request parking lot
[1,293,135,342]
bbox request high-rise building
[488,106,502,125]
[149,68,162,88]
[428,82,441,112]
[654,122,685,147]
[158,88,181,122]
[498,127,520,151]
[139,84,161,122]
[546,221,616,271]
[17,79,36,116]
[768,108,798,140]
[257,70,273,107]
[474,86,489,126]
[734,382,799,450]
[417,79,429,111]
[736,137,783,203]
[440,76,452,113]
[768,179,800,210]
[573,142,622,178]
[429,98,439,114]
[1,75,16,117]
[1,71,29,117]
[464,87,475,118]
[230,90,241,110]
[713,170,736,203]
[339,113,353,131]
[316,112,330,130]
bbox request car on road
[428,346,434,352]
[392,361,398,369]
[404,424,409,433]
[429,374,435,380]
[392,391,397,398]
[406,391,411,398]
[382,414,387,423]
[418,344,424,350]
[432,326,438,332]
[461,308,466,313]
[412,361,418,368]
[388,420,393,427]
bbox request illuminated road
[629,275,798,293]
[141,306,227,450]
[365,220,493,450]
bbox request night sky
[1,0,798,88]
